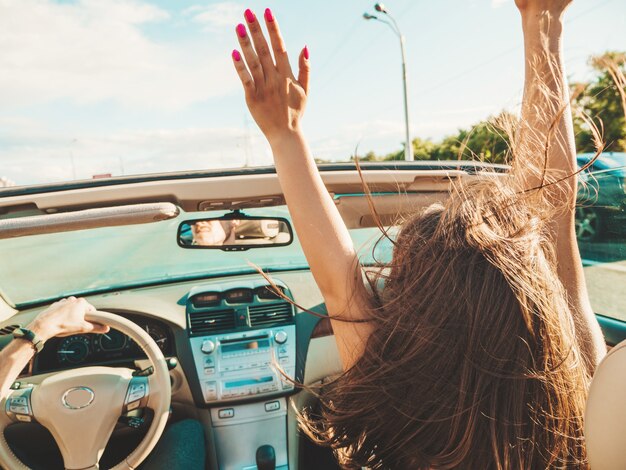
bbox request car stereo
[190,326,296,404]
[186,280,297,404]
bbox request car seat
[585,339,626,470]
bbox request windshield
[0,206,392,307]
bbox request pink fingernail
[303,46,309,60]
[236,23,247,38]
[264,8,274,22]
[232,50,241,62]
[244,9,255,23]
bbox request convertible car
[0,162,625,470]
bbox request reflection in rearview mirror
[178,217,293,250]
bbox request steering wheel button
[10,405,29,415]
[128,391,144,402]
[15,414,31,423]
[127,400,140,411]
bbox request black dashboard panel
[34,313,174,374]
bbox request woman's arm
[231,9,371,367]
[0,298,108,399]
[515,0,605,370]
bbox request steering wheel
[0,311,172,470]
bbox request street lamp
[363,3,414,161]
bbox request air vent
[189,309,236,335]
[256,286,286,300]
[249,303,293,327]
[0,324,20,336]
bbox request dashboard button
[201,340,216,354]
[265,401,280,412]
[218,408,234,419]
[205,381,217,400]
[274,331,288,344]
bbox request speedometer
[144,323,169,353]
[96,330,127,351]
[57,335,91,364]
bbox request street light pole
[364,4,414,161]
[398,33,413,162]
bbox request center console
[190,325,296,404]
[186,280,296,469]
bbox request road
[580,238,626,322]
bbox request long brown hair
[299,173,591,469]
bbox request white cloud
[0,122,273,186]
[0,0,239,109]
[184,2,243,32]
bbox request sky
[0,0,624,186]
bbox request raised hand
[515,0,572,14]
[231,8,309,141]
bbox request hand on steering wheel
[0,311,171,470]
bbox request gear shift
[256,445,276,470]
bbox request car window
[577,154,626,322]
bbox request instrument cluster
[34,314,174,373]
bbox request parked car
[576,152,626,242]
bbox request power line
[315,0,424,93]
[315,17,363,76]
[412,0,618,98]
[567,0,618,23]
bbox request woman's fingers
[263,8,292,75]
[236,22,264,86]
[243,9,275,81]
[84,321,110,334]
[298,46,310,95]
[232,49,254,94]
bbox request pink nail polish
[244,9,255,23]
[264,8,274,22]
[232,50,241,62]
[236,23,247,38]
[303,46,309,60]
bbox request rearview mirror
[178,214,293,250]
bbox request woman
[231,1,606,468]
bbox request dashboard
[1,270,335,470]
[34,314,175,373]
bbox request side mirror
[177,214,293,251]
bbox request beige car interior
[585,338,626,470]
[0,166,619,469]
[0,312,171,470]
[0,203,179,240]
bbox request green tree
[574,52,626,152]
[345,51,625,163]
